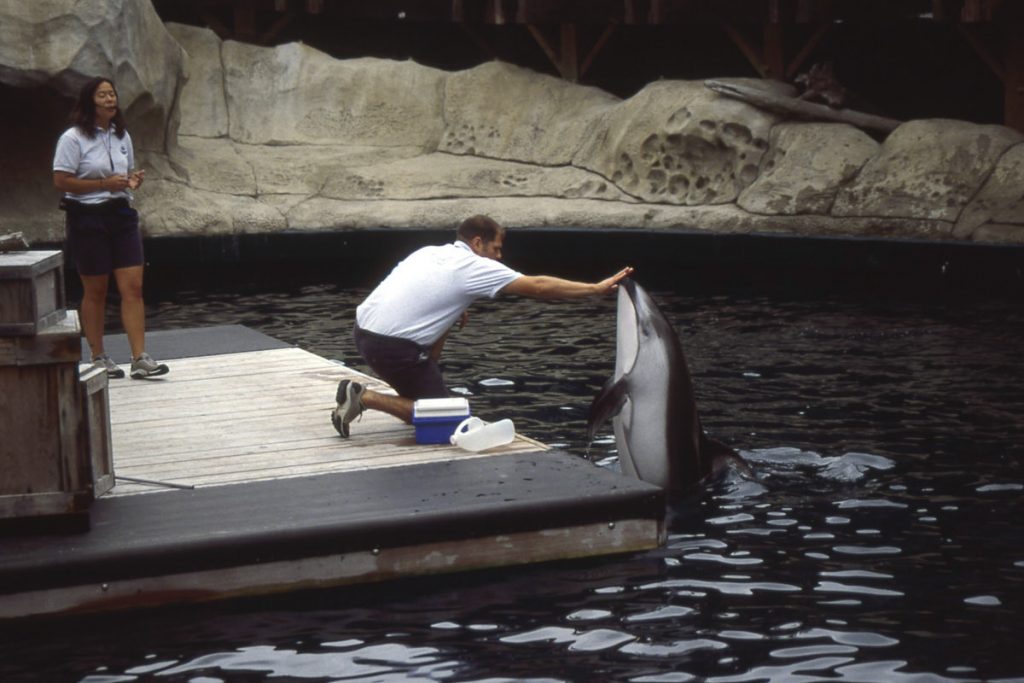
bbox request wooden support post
[649,0,664,24]
[516,0,529,24]
[763,22,785,80]
[1007,23,1024,133]
[489,0,506,24]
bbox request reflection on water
[3,280,1022,682]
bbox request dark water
[4,277,1023,682]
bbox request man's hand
[595,266,634,295]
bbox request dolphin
[587,278,747,495]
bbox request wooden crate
[79,364,114,498]
[0,312,93,520]
[0,250,66,336]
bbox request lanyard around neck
[98,127,113,172]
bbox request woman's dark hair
[71,77,127,139]
[457,215,504,244]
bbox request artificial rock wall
[2,0,1023,245]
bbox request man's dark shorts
[65,204,143,276]
[354,325,448,400]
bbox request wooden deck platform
[0,326,664,620]
[106,332,550,495]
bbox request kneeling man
[332,215,632,436]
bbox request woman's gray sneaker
[130,352,170,379]
[93,353,125,379]
[331,379,365,437]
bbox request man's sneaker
[92,353,125,379]
[331,379,365,437]
[130,352,169,379]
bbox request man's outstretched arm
[501,266,634,299]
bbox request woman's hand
[105,174,131,191]
[128,169,145,190]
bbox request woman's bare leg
[79,273,109,358]
[113,265,145,359]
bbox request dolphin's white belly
[614,347,674,489]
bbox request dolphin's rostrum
[587,278,747,495]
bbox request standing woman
[53,77,168,379]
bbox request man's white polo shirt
[356,240,522,347]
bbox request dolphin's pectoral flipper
[700,434,754,480]
[587,376,629,442]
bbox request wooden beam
[458,22,498,59]
[525,23,588,82]
[958,24,1005,81]
[723,23,769,78]
[527,24,558,70]
[261,9,296,45]
[786,23,830,79]
[580,24,618,80]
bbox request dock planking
[106,346,548,494]
[0,326,665,620]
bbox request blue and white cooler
[412,397,471,444]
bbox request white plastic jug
[450,417,516,452]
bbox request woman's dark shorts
[353,325,448,400]
[64,203,143,276]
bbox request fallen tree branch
[705,79,902,133]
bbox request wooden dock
[0,326,664,620]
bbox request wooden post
[763,22,785,80]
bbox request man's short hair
[457,215,504,244]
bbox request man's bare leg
[362,389,414,424]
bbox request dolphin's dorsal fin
[587,376,629,442]
[700,434,754,480]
